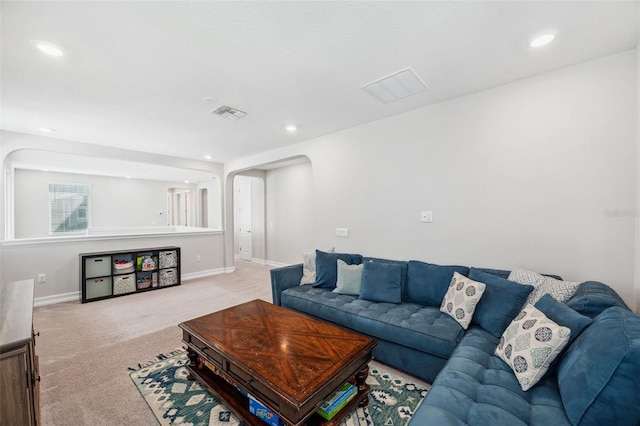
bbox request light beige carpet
[33,260,274,426]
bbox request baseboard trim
[182,267,234,281]
[264,260,290,268]
[34,268,237,306]
[34,291,80,307]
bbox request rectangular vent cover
[362,68,429,104]
[211,105,247,120]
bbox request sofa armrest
[271,264,303,306]
[565,280,630,318]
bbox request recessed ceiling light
[285,124,298,133]
[34,41,64,57]
[126,176,132,179]
[528,31,557,48]
[204,154,214,160]
[184,180,190,184]
[39,128,55,133]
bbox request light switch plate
[421,211,433,223]
[336,227,349,237]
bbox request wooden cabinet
[0,279,39,426]
[81,246,181,303]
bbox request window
[49,184,89,233]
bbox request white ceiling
[2,1,639,169]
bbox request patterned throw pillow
[300,247,334,285]
[508,267,579,305]
[496,304,571,391]
[440,272,486,329]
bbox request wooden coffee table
[179,299,377,426]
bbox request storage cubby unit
[80,246,181,303]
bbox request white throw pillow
[508,267,579,305]
[300,247,334,285]
[495,304,571,391]
[440,272,486,329]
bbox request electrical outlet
[37,273,47,283]
[196,255,201,262]
[336,228,349,238]
[420,211,433,223]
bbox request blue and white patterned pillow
[496,304,571,391]
[440,272,486,329]
[509,267,579,305]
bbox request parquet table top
[180,299,376,403]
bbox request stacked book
[316,382,357,420]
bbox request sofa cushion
[363,257,408,299]
[496,305,570,391]
[557,307,640,426]
[534,294,592,378]
[333,260,363,295]
[565,280,630,318]
[406,260,470,306]
[413,326,571,426]
[281,285,464,359]
[300,247,334,285]
[359,261,402,303]
[469,268,534,338]
[508,267,579,305]
[440,272,486,329]
[314,250,362,289]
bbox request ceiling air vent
[211,105,247,120]
[362,68,429,104]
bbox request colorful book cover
[316,382,357,420]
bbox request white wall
[227,50,638,308]
[265,161,314,265]
[14,169,194,238]
[1,231,225,303]
[636,34,640,312]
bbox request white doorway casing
[238,179,252,261]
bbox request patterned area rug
[129,349,430,426]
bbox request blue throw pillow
[314,250,361,289]
[534,294,592,378]
[469,268,534,337]
[359,261,402,303]
[406,261,470,306]
[363,257,408,299]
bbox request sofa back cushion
[359,261,402,303]
[533,294,592,379]
[314,250,362,289]
[557,307,640,426]
[406,261,470,306]
[362,257,408,299]
[565,281,630,318]
[468,268,534,338]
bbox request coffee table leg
[186,349,198,380]
[355,365,370,407]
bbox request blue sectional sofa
[270,254,640,425]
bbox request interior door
[238,180,252,261]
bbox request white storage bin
[159,250,178,268]
[113,274,136,295]
[85,277,112,299]
[85,256,111,278]
[159,268,178,287]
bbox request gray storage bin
[113,274,136,295]
[159,250,178,268]
[85,277,112,299]
[159,268,178,287]
[85,256,111,278]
